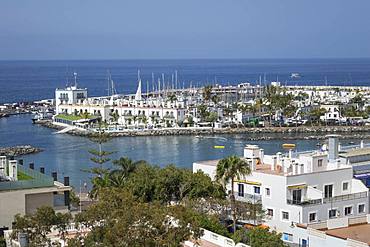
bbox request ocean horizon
[1,58,370,104]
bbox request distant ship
[290,73,301,79]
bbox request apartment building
[193,135,369,246]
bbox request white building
[320,104,345,123]
[54,80,186,128]
[193,135,369,246]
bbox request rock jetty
[0,145,42,157]
[35,120,370,141]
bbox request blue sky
[1,0,369,60]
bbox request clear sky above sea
[0,0,370,60]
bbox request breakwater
[36,120,370,141]
[0,145,42,157]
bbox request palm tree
[167,94,177,103]
[109,111,120,130]
[215,155,251,233]
[203,85,213,102]
[108,157,139,187]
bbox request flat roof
[325,223,370,245]
[194,159,284,176]
[340,147,370,158]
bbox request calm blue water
[1,59,369,187]
[0,115,324,187]
[1,59,370,104]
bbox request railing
[286,192,368,206]
[287,199,322,206]
[323,192,368,203]
[235,192,262,203]
[0,165,54,191]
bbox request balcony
[287,192,368,206]
[164,114,175,119]
[323,192,368,204]
[235,192,262,203]
[287,199,322,206]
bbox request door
[292,189,302,204]
[324,184,333,198]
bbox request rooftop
[340,147,370,158]
[325,223,370,245]
[194,159,284,176]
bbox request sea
[0,59,369,187]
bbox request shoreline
[35,120,370,141]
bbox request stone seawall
[35,120,370,140]
[0,145,42,157]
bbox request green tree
[308,108,327,126]
[215,156,251,233]
[167,93,177,103]
[11,206,72,247]
[87,123,114,199]
[197,104,209,121]
[203,85,213,102]
[72,188,203,247]
[239,227,287,247]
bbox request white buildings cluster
[193,135,370,246]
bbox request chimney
[327,135,339,161]
[292,163,298,175]
[8,160,18,181]
[40,167,45,174]
[52,172,58,181]
[276,152,282,165]
[29,163,34,170]
[250,158,257,171]
[271,157,277,171]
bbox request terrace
[0,164,55,191]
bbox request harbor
[0,114,366,188]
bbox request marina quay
[43,75,370,135]
[193,135,370,246]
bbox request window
[238,184,244,197]
[358,204,365,214]
[301,239,308,247]
[254,186,260,194]
[282,233,293,242]
[309,212,317,222]
[267,208,274,217]
[324,184,333,198]
[344,206,353,216]
[342,182,349,191]
[282,211,289,221]
[318,159,323,167]
[265,188,271,197]
[329,209,337,219]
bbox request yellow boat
[282,143,296,149]
[214,145,225,149]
